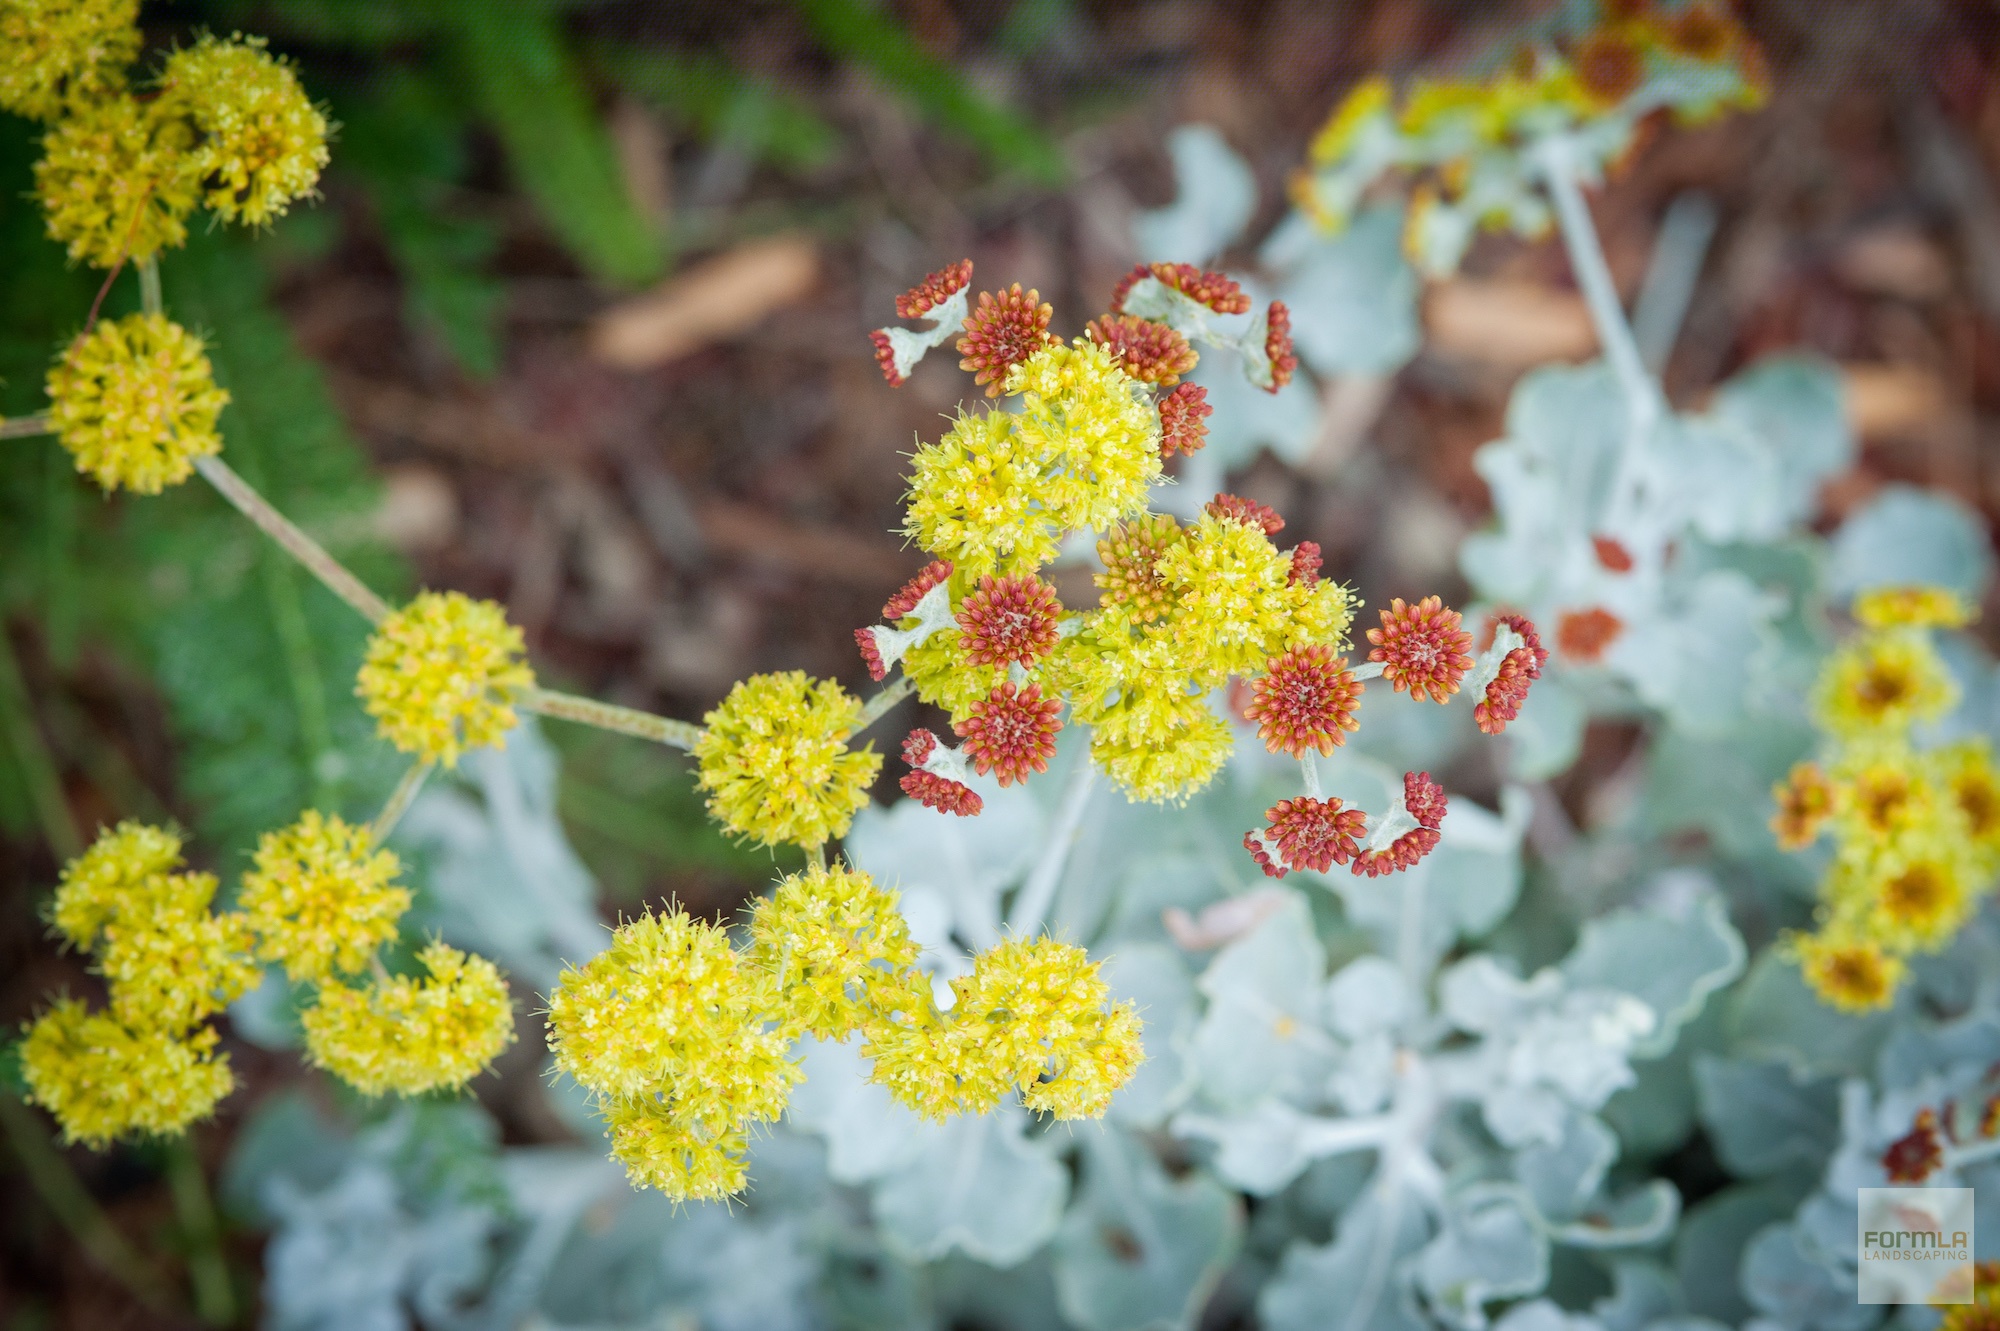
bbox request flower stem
[165,1136,236,1327]
[370,758,435,843]
[1300,753,1323,799]
[192,456,392,624]
[0,414,53,439]
[1535,136,1664,437]
[856,674,916,732]
[1007,754,1095,937]
[806,842,827,873]
[519,686,702,750]
[0,1094,175,1315]
[138,256,162,319]
[0,625,80,859]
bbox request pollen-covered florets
[1206,492,1286,536]
[94,869,257,1033]
[957,284,1055,395]
[599,1096,751,1202]
[356,591,535,768]
[1245,644,1363,757]
[49,819,184,949]
[955,682,1062,787]
[1090,701,1233,804]
[1788,928,1903,1014]
[1096,514,1184,625]
[1085,314,1198,385]
[749,864,919,1040]
[694,671,881,848]
[1159,514,1342,681]
[1852,584,1976,631]
[0,0,139,122]
[1813,630,1958,740]
[46,313,228,494]
[1367,595,1474,703]
[157,34,330,227]
[237,811,410,983]
[20,1002,234,1148]
[301,942,514,1097]
[33,93,200,268]
[1771,761,1835,850]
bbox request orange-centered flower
[1245,645,1363,757]
[1367,596,1474,702]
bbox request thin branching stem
[370,758,435,843]
[191,454,392,624]
[855,674,916,732]
[806,842,827,873]
[0,414,53,439]
[0,626,80,859]
[165,1137,236,1327]
[519,687,702,750]
[1006,754,1095,938]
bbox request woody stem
[519,687,702,750]
[369,758,435,842]
[192,455,392,624]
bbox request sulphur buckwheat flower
[1935,740,2000,865]
[1571,29,1645,107]
[1205,492,1286,535]
[884,559,955,620]
[1771,761,1835,850]
[1881,1108,1945,1184]
[1246,645,1363,758]
[301,942,514,1096]
[238,811,411,983]
[957,573,1062,668]
[1789,928,1903,1014]
[952,938,1143,1119]
[1470,612,1547,735]
[1257,796,1368,874]
[899,728,984,816]
[1854,584,1976,630]
[749,864,920,1040]
[1352,825,1442,878]
[1157,382,1212,457]
[1289,541,1323,586]
[1157,514,1321,681]
[34,93,200,268]
[1084,314,1198,385]
[599,1095,752,1202]
[695,671,880,847]
[957,284,1055,395]
[1146,262,1252,315]
[1261,301,1298,391]
[356,591,534,768]
[0,0,139,122]
[1404,770,1448,829]
[95,869,257,1033]
[46,313,228,494]
[1096,514,1184,625]
[1367,595,1474,703]
[1089,702,1233,804]
[1862,850,1977,953]
[49,819,183,949]
[955,682,1062,787]
[1939,1264,2000,1330]
[158,34,330,227]
[21,1001,234,1147]
[1813,631,1957,740]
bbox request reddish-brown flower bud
[870,329,905,386]
[1351,826,1441,877]
[1108,263,1151,315]
[1264,301,1299,392]
[1158,382,1212,458]
[1265,796,1368,874]
[1367,596,1475,703]
[1289,541,1323,587]
[883,560,954,621]
[1086,314,1198,385]
[1474,612,1547,735]
[957,574,1062,668]
[856,627,889,681]
[1882,1108,1944,1184]
[901,769,984,816]
[1573,31,1644,107]
[1665,5,1734,61]
[1205,493,1286,536]
[1592,535,1635,572]
[957,285,1055,396]
[1244,829,1287,879]
[1096,514,1182,624]
[1245,645,1363,758]
[954,682,1062,786]
[896,259,974,320]
[903,728,939,766]
[1404,771,1448,830]
[1557,607,1624,662]
[1150,262,1252,315]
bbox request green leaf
[1052,1129,1241,1331]
[1416,1183,1551,1327]
[787,0,1063,183]
[1722,947,1894,1080]
[1690,1055,1840,1179]
[1559,894,1745,1059]
[445,6,662,286]
[870,1108,1068,1267]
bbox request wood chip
[1424,277,1597,368]
[591,235,820,369]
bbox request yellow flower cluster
[905,340,1161,580]
[237,810,410,983]
[0,0,140,123]
[356,591,535,768]
[546,867,1142,1200]
[30,25,328,269]
[694,671,881,848]
[1291,2,1764,260]
[301,942,514,1097]
[45,311,228,494]
[22,822,254,1146]
[21,809,519,1145]
[1775,587,1998,1011]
